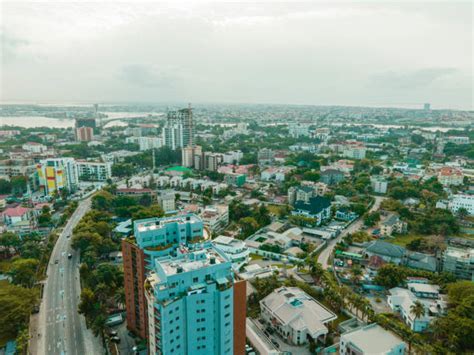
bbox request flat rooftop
[158,246,227,276]
[343,324,405,353]
[135,214,201,233]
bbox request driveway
[318,196,386,269]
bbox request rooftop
[342,323,406,354]
[135,214,201,234]
[157,245,228,276]
[261,286,336,337]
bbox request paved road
[318,196,386,269]
[36,198,103,355]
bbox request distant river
[0,112,155,129]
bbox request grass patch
[0,260,12,274]
[267,204,288,217]
[250,253,263,261]
[388,234,423,247]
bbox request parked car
[110,336,121,344]
[108,330,118,337]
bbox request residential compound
[122,214,246,354]
[260,287,337,345]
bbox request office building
[138,137,163,151]
[163,105,194,150]
[448,194,474,215]
[76,160,112,181]
[22,142,47,154]
[257,148,274,165]
[37,158,79,196]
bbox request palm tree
[410,301,425,329]
[350,265,363,285]
[114,287,126,310]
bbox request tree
[363,211,380,227]
[410,301,425,325]
[456,207,469,221]
[374,264,406,288]
[0,232,21,257]
[350,266,363,285]
[238,217,259,238]
[0,283,37,341]
[0,178,12,194]
[8,258,39,288]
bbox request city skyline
[1,2,472,110]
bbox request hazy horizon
[1,1,473,110]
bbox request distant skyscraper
[162,105,194,150]
[424,103,431,111]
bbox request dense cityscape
[0,102,473,354]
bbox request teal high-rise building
[145,243,235,355]
[123,214,247,354]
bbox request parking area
[108,322,144,355]
[253,318,312,355]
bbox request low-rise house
[365,240,405,265]
[260,286,337,345]
[388,283,445,332]
[340,323,407,355]
[291,196,331,225]
[2,206,32,226]
[380,214,407,237]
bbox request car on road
[108,330,118,337]
[68,253,73,259]
[66,234,70,238]
[54,259,59,264]
[110,336,121,344]
[271,338,280,348]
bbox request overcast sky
[1,1,472,109]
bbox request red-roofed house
[2,206,32,226]
[438,167,464,186]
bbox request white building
[448,194,474,215]
[447,136,470,145]
[288,123,310,138]
[371,177,388,194]
[260,286,337,345]
[340,323,406,355]
[22,142,47,154]
[157,190,176,213]
[443,246,474,280]
[388,283,444,332]
[438,167,464,186]
[200,205,229,233]
[222,150,243,164]
[76,161,112,181]
[138,137,163,151]
[212,235,250,270]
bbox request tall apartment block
[36,158,79,196]
[163,105,194,150]
[122,214,246,354]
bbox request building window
[193,277,199,283]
